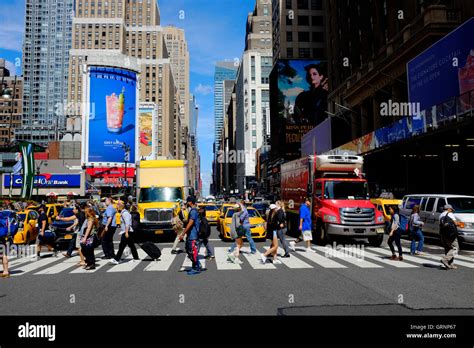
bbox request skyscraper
[17,0,74,145]
[214,61,238,153]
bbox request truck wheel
[368,235,383,247]
[315,221,330,246]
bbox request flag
[13,160,22,175]
[20,142,35,199]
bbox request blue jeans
[229,226,257,253]
[410,227,424,254]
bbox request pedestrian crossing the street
[4,244,474,277]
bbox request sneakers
[398,256,403,261]
[227,253,236,263]
[128,259,140,263]
[449,264,458,269]
[62,252,71,258]
[415,251,424,255]
[109,259,120,265]
[441,259,450,269]
[235,259,243,264]
[281,253,290,258]
[390,255,398,260]
[187,269,200,275]
[273,259,282,265]
[306,248,315,253]
[85,265,96,270]
[289,241,296,252]
[205,255,215,260]
[260,254,267,264]
[250,250,257,255]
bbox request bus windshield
[139,187,183,203]
[324,181,369,200]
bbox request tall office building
[67,0,177,158]
[214,61,238,153]
[16,0,74,145]
[271,0,326,64]
[234,0,272,193]
[0,60,23,146]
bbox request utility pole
[122,143,131,197]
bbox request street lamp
[122,143,131,197]
[1,75,18,144]
[36,160,48,202]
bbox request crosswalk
[3,245,474,277]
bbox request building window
[297,0,309,9]
[298,16,309,26]
[312,16,323,26]
[311,0,322,10]
[298,32,310,42]
[286,16,293,25]
[298,47,310,58]
[287,47,293,58]
[250,56,256,82]
[285,0,292,9]
[251,89,256,113]
[313,48,324,58]
[286,31,293,42]
[313,31,324,42]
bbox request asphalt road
[1,227,474,316]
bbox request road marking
[35,257,78,275]
[8,255,38,268]
[70,250,110,274]
[214,247,241,270]
[180,246,206,271]
[313,246,383,268]
[347,248,418,268]
[106,250,146,272]
[367,247,441,267]
[10,256,61,276]
[143,248,175,271]
[401,247,474,268]
[242,250,276,269]
[294,247,347,268]
[264,247,312,269]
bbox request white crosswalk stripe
[313,246,383,268]
[106,249,147,273]
[242,250,276,269]
[10,256,61,276]
[143,248,175,272]
[35,257,78,274]
[8,255,38,268]
[367,247,441,267]
[400,247,474,268]
[214,247,241,270]
[70,250,107,274]
[180,246,206,271]
[348,248,418,268]
[264,247,313,269]
[293,247,347,268]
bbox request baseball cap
[186,196,196,204]
[269,204,278,210]
[444,204,454,211]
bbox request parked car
[370,198,403,233]
[197,204,220,225]
[400,194,474,247]
[252,202,270,220]
[27,203,63,225]
[12,209,39,245]
[219,207,266,240]
[50,207,76,249]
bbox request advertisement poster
[408,18,474,111]
[86,66,137,165]
[4,174,81,188]
[301,117,332,156]
[138,105,156,160]
[272,60,328,159]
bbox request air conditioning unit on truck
[281,155,385,246]
[136,160,192,241]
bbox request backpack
[398,214,409,234]
[198,215,211,239]
[0,215,10,238]
[131,211,140,233]
[440,214,458,239]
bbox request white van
[400,194,474,246]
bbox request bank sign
[4,175,81,188]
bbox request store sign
[86,167,135,178]
[4,174,81,188]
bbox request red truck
[281,154,385,246]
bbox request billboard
[138,103,156,160]
[271,60,328,159]
[408,18,474,111]
[84,66,138,166]
[4,174,81,188]
[301,117,332,156]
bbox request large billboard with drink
[138,103,156,160]
[83,66,138,166]
[408,18,474,112]
[270,59,329,160]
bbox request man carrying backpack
[180,196,201,275]
[198,206,214,260]
[439,204,461,270]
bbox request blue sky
[0,0,256,196]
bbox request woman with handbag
[387,206,403,261]
[80,207,100,270]
[227,204,244,264]
[409,205,425,255]
[260,204,281,264]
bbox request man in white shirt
[109,201,139,264]
[439,204,461,269]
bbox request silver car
[400,194,474,245]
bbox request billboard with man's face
[83,66,138,166]
[270,60,329,160]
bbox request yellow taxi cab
[370,198,402,223]
[217,203,235,232]
[27,203,63,225]
[13,209,39,245]
[198,204,220,225]
[220,207,266,241]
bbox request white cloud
[194,83,213,95]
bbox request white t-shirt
[439,211,456,222]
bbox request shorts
[302,230,313,241]
[75,233,82,249]
[0,239,6,257]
